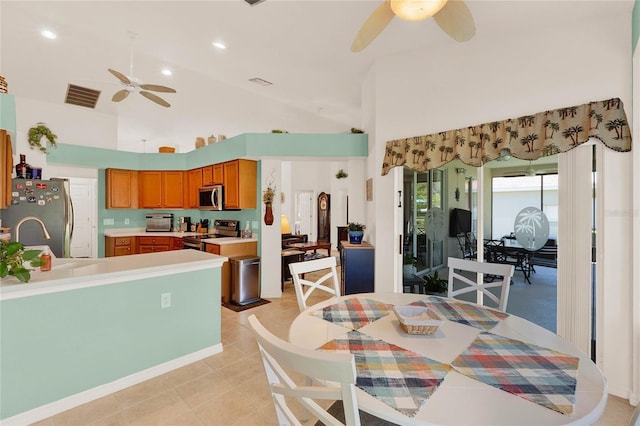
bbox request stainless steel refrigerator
[3,178,74,258]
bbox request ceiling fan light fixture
[390,0,448,21]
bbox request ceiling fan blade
[433,0,476,42]
[351,1,395,53]
[112,89,130,102]
[108,68,131,85]
[140,90,171,108]
[140,84,176,93]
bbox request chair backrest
[248,315,360,426]
[289,256,340,312]
[447,257,514,312]
[630,402,640,426]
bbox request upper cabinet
[202,164,223,186]
[139,171,185,209]
[106,168,139,209]
[186,168,203,208]
[1,130,12,209]
[223,159,256,210]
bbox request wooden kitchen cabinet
[187,168,203,208]
[163,171,186,208]
[222,159,257,210]
[213,164,224,184]
[1,129,12,209]
[139,171,162,208]
[105,236,136,257]
[137,236,171,253]
[202,164,224,187]
[106,168,139,209]
[172,237,184,250]
[139,171,186,209]
[205,240,257,303]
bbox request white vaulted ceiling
[0,1,633,154]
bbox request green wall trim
[634,0,640,53]
[0,93,17,146]
[0,268,221,419]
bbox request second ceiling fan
[351,0,476,52]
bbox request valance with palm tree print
[381,97,631,176]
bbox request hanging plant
[335,169,348,179]
[28,123,58,154]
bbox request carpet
[222,299,271,312]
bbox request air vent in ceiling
[65,84,101,109]
[249,77,273,87]
[244,0,265,5]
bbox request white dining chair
[289,256,340,312]
[630,402,640,426]
[447,257,515,312]
[248,314,361,426]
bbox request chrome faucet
[15,216,52,243]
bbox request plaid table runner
[411,297,508,330]
[451,332,579,415]
[320,330,451,417]
[311,298,391,330]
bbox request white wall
[364,11,633,397]
[12,97,117,177]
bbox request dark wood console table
[283,241,332,257]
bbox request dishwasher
[230,255,261,305]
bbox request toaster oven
[146,213,173,232]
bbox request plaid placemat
[311,298,391,330]
[451,332,579,415]
[410,297,508,330]
[319,330,451,417]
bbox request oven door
[182,239,203,250]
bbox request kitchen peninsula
[0,250,225,424]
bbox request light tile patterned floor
[32,275,634,426]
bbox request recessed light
[161,69,172,76]
[40,29,57,40]
[212,41,227,50]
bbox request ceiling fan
[107,32,176,108]
[351,0,475,53]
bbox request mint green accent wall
[0,93,17,147]
[633,0,639,52]
[49,133,368,170]
[0,268,221,419]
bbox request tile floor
[32,272,635,426]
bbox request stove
[182,219,240,250]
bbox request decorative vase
[264,203,274,225]
[348,230,363,244]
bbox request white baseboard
[1,344,223,426]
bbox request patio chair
[247,314,362,426]
[447,257,515,312]
[289,256,340,312]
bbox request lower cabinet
[137,236,171,253]
[205,241,258,303]
[105,236,183,257]
[340,242,375,295]
[105,236,136,257]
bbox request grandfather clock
[317,192,330,243]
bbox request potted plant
[0,240,43,283]
[28,122,58,154]
[347,222,365,244]
[421,270,448,294]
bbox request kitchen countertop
[0,250,227,300]
[103,228,258,245]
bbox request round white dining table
[288,293,607,426]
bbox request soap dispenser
[242,222,252,239]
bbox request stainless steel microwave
[199,185,223,210]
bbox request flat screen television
[449,208,472,237]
